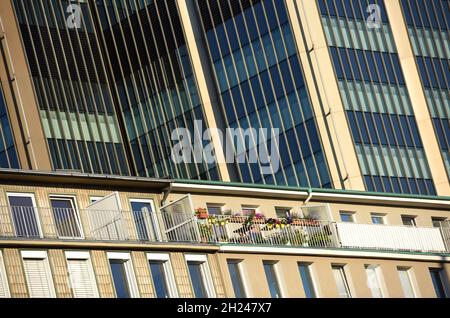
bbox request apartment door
[7,193,42,238]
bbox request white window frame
[263,260,285,298]
[65,251,99,298]
[107,252,140,298]
[129,199,161,241]
[49,195,84,239]
[185,254,216,298]
[365,265,387,298]
[89,196,105,204]
[370,213,387,225]
[21,250,56,298]
[147,253,178,298]
[339,211,356,223]
[241,205,260,216]
[0,251,10,298]
[206,203,225,215]
[298,262,319,298]
[397,267,419,298]
[227,259,250,298]
[332,264,353,298]
[401,215,417,227]
[7,193,43,238]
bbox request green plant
[198,223,213,242]
[309,231,332,247]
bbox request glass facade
[95,0,219,179]
[13,0,129,175]
[195,0,332,188]
[400,0,450,181]
[319,0,436,195]
[0,85,19,169]
[12,0,219,180]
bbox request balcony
[0,205,449,254]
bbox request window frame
[7,192,42,238]
[206,203,225,215]
[147,253,178,298]
[49,195,84,239]
[298,262,318,298]
[364,265,386,298]
[21,250,56,298]
[332,264,352,298]
[339,211,356,223]
[107,252,140,298]
[65,251,99,298]
[227,259,249,298]
[401,215,417,227]
[263,260,284,298]
[371,213,387,225]
[429,268,448,298]
[129,198,160,242]
[397,267,417,298]
[185,254,216,298]
[0,251,10,298]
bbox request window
[397,267,416,298]
[50,196,83,239]
[185,255,215,298]
[401,215,417,227]
[430,269,447,298]
[275,207,292,219]
[0,251,10,298]
[371,214,386,225]
[365,265,384,298]
[227,260,247,298]
[340,212,355,223]
[432,217,448,228]
[298,263,317,298]
[241,205,258,216]
[21,251,55,298]
[65,251,98,298]
[107,253,139,298]
[147,253,178,298]
[7,193,41,238]
[332,265,352,298]
[89,196,104,204]
[263,261,282,298]
[130,199,160,241]
[206,204,224,215]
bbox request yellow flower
[221,222,225,226]
[276,224,280,229]
[281,224,285,229]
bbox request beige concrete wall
[0,0,51,170]
[217,252,448,298]
[90,250,115,298]
[48,249,72,298]
[384,0,450,196]
[131,251,155,298]
[170,252,194,298]
[168,192,450,226]
[1,248,28,297]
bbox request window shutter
[0,265,6,298]
[23,259,53,298]
[67,259,98,298]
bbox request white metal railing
[336,222,448,253]
[1,206,450,254]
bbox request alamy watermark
[66,3,82,29]
[171,121,280,175]
[366,4,382,29]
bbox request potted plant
[229,213,248,224]
[195,208,209,219]
[252,212,266,224]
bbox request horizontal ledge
[0,239,220,252]
[219,245,450,262]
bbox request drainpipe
[161,184,173,207]
[303,188,313,206]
